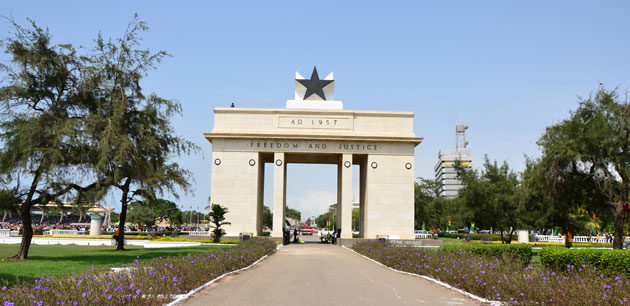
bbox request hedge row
[440,243,533,264]
[539,247,630,276]
[438,233,517,241]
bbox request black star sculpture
[297,66,333,100]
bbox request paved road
[184,240,477,306]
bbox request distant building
[434,124,472,198]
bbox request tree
[0,19,99,259]
[315,204,337,229]
[262,205,273,228]
[127,201,155,227]
[286,207,301,221]
[414,178,463,232]
[149,199,182,225]
[208,203,230,243]
[519,156,594,244]
[536,88,629,249]
[352,209,360,231]
[0,188,20,222]
[457,156,520,243]
[86,16,197,250]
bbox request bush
[540,247,630,276]
[353,240,630,305]
[261,231,271,236]
[440,243,533,264]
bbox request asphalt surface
[183,237,478,306]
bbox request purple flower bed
[353,240,630,305]
[1,239,276,306]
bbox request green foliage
[150,199,182,225]
[0,188,20,213]
[83,15,198,249]
[208,203,230,243]
[539,247,630,276]
[286,207,301,221]
[440,243,533,264]
[414,178,464,231]
[0,18,101,259]
[127,201,156,227]
[352,208,360,231]
[535,88,630,249]
[457,157,520,243]
[127,199,183,228]
[315,204,337,229]
[262,206,273,228]
[0,244,229,285]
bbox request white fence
[0,229,10,237]
[44,229,79,236]
[415,233,433,239]
[536,235,630,244]
[186,231,210,236]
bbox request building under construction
[434,124,472,198]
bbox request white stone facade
[205,107,422,240]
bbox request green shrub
[440,243,533,264]
[540,247,630,275]
[600,251,630,275]
[261,231,271,236]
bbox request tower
[434,125,472,198]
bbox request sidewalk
[183,242,477,306]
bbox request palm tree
[208,203,231,243]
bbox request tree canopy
[0,19,101,259]
[535,88,630,249]
[457,156,520,243]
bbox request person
[337,228,342,241]
[332,230,337,245]
[293,228,298,243]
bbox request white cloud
[288,189,337,221]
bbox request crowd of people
[0,213,208,234]
[1,213,85,227]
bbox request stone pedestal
[90,215,103,236]
[518,230,529,243]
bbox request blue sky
[2,1,629,219]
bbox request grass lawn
[0,243,230,286]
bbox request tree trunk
[613,183,628,250]
[10,169,42,260]
[114,182,130,251]
[9,203,34,259]
[505,228,514,244]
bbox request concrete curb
[164,244,282,306]
[341,245,501,306]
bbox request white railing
[415,233,432,239]
[536,235,630,244]
[535,235,565,243]
[45,229,79,236]
[10,230,18,237]
[0,229,10,237]
[187,231,210,236]
[573,236,609,243]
